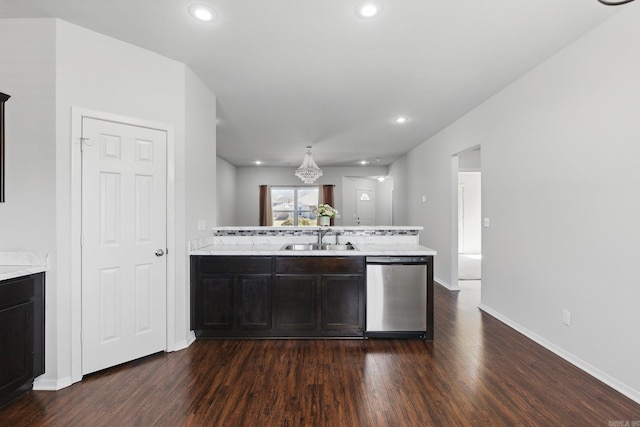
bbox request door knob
[155,249,165,257]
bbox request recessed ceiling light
[377,176,387,182]
[395,116,408,124]
[355,1,383,19]
[359,160,370,165]
[254,160,263,165]
[189,4,218,23]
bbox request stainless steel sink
[281,243,357,251]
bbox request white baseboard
[171,330,196,352]
[435,276,459,290]
[33,375,73,391]
[478,303,640,405]
[32,332,197,392]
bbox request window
[271,186,319,226]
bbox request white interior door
[81,117,167,375]
[356,188,375,225]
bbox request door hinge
[80,137,91,152]
[80,234,84,247]
[80,329,84,343]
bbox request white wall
[2,18,217,389]
[458,147,481,171]
[186,67,217,237]
[388,156,408,226]
[55,19,192,387]
[0,17,58,377]
[235,166,387,226]
[184,67,217,341]
[216,156,237,226]
[393,4,640,402]
[376,178,394,226]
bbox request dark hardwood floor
[2,283,639,426]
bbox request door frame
[70,107,176,384]
[451,145,481,290]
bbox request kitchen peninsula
[190,226,436,340]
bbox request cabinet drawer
[275,256,364,274]
[0,276,35,310]
[195,256,272,274]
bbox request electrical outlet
[422,195,427,203]
[197,219,207,231]
[483,217,490,227]
[562,309,571,326]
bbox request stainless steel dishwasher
[365,256,428,339]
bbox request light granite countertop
[190,243,436,257]
[0,252,48,281]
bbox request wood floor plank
[1,283,639,426]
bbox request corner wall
[2,17,216,389]
[216,157,237,226]
[393,4,640,401]
[184,68,217,342]
[0,17,58,378]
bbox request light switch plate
[483,217,490,227]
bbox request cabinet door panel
[238,274,272,330]
[201,275,235,329]
[321,275,363,330]
[0,301,34,407]
[275,275,317,330]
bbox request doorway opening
[342,176,393,226]
[454,147,481,288]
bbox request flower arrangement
[315,203,338,218]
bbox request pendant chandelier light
[597,0,635,5]
[295,146,323,184]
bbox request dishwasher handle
[366,256,427,265]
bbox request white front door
[356,188,375,226]
[81,117,167,375]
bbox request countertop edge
[0,265,47,282]
[0,251,48,281]
[190,244,437,257]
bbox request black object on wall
[0,92,10,203]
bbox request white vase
[318,216,330,226]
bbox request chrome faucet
[318,228,329,244]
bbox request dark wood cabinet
[237,274,272,330]
[0,272,45,408]
[191,255,365,338]
[191,256,272,337]
[321,274,363,330]
[274,274,318,330]
[200,275,235,329]
[274,256,364,336]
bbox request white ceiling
[0,0,620,166]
